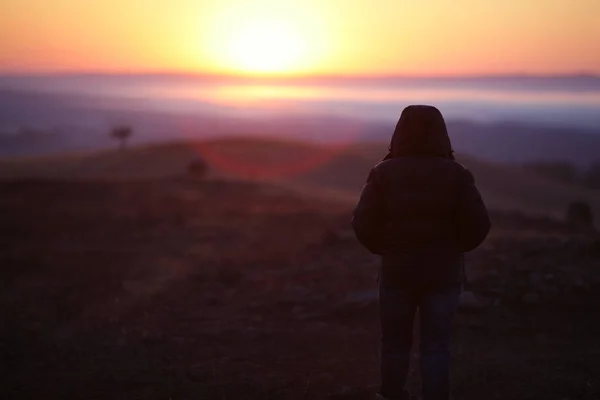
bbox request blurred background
[1,1,599,399]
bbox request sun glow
[203,4,327,76]
[223,19,307,74]
[2,1,599,76]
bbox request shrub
[566,201,594,230]
[583,162,600,190]
[187,157,210,178]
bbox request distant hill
[1,138,599,224]
[447,120,600,167]
[1,89,600,166]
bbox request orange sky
[1,0,599,76]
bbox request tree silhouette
[110,126,133,151]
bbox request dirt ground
[1,178,599,399]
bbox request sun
[223,19,307,75]
[201,4,325,76]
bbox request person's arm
[456,168,491,252]
[352,167,385,254]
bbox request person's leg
[419,284,462,400]
[379,286,418,400]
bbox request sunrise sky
[1,0,599,76]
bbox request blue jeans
[379,283,462,400]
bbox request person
[352,105,491,400]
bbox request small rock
[172,336,187,345]
[337,229,356,240]
[321,229,340,245]
[535,333,548,343]
[283,284,312,301]
[327,386,371,400]
[296,312,324,320]
[522,292,540,305]
[571,277,588,292]
[204,295,220,306]
[467,321,485,330]
[315,372,334,382]
[243,327,261,339]
[321,228,355,245]
[486,269,502,279]
[530,272,544,287]
[344,290,378,306]
[292,306,304,315]
[543,286,560,297]
[459,291,488,311]
[491,254,509,264]
[480,286,503,297]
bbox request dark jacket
[352,105,491,287]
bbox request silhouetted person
[352,105,491,400]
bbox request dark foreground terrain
[1,178,599,399]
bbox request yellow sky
[1,0,599,76]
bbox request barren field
[1,176,599,399]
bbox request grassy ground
[1,178,599,399]
[2,138,600,223]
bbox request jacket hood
[385,105,454,160]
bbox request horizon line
[1,70,599,80]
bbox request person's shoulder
[372,159,395,171]
[447,160,476,183]
[428,157,467,171]
[372,157,420,170]
[447,159,469,172]
[373,157,462,171]
[364,160,389,183]
[370,158,408,179]
[428,159,476,185]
